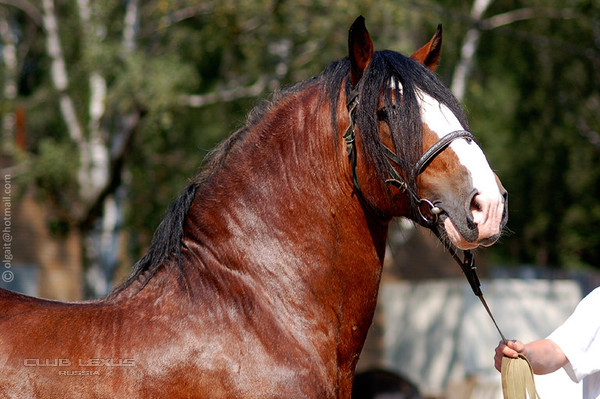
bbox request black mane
[323,50,469,191]
[111,79,319,295]
[112,49,468,296]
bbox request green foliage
[112,51,197,112]
[22,138,79,215]
[463,0,600,268]
[6,0,600,272]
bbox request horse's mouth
[442,216,479,250]
[439,214,501,250]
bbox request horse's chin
[443,217,479,250]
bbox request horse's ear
[348,16,373,86]
[410,24,442,71]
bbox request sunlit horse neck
[109,63,394,389]
[0,17,507,399]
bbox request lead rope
[431,228,540,399]
[430,228,507,342]
[502,355,540,399]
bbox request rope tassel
[501,354,540,399]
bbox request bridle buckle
[418,198,442,225]
[384,178,408,193]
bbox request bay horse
[0,17,507,398]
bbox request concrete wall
[367,279,583,398]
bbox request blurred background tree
[1,0,598,298]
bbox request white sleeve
[547,287,600,383]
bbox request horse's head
[343,17,507,250]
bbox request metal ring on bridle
[418,198,442,225]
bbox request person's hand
[494,340,525,372]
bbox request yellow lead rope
[434,228,541,398]
[477,293,508,344]
[501,354,541,399]
[477,288,540,399]
[478,289,540,399]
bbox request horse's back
[0,287,82,321]
[0,286,40,303]
[1,287,51,320]
[0,288,337,398]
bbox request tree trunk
[0,9,18,151]
[39,0,142,298]
[451,0,494,101]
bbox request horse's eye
[377,105,397,121]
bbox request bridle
[343,79,507,343]
[343,80,475,227]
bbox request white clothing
[548,287,600,399]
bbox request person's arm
[494,339,568,375]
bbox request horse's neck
[137,86,389,368]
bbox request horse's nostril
[470,196,482,212]
[469,191,482,215]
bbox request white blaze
[415,89,504,247]
[389,76,403,94]
[415,89,500,199]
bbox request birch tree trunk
[0,9,18,151]
[40,0,142,298]
[41,0,85,150]
[450,0,494,101]
[451,1,579,102]
[80,0,142,298]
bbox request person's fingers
[495,340,526,372]
[494,341,523,362]
[495,357,502,372]
[495,342,506,357]
[507,339,525,354]
[494,351,503,372]
[494,341,508,371]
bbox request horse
[0,16,507,398]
